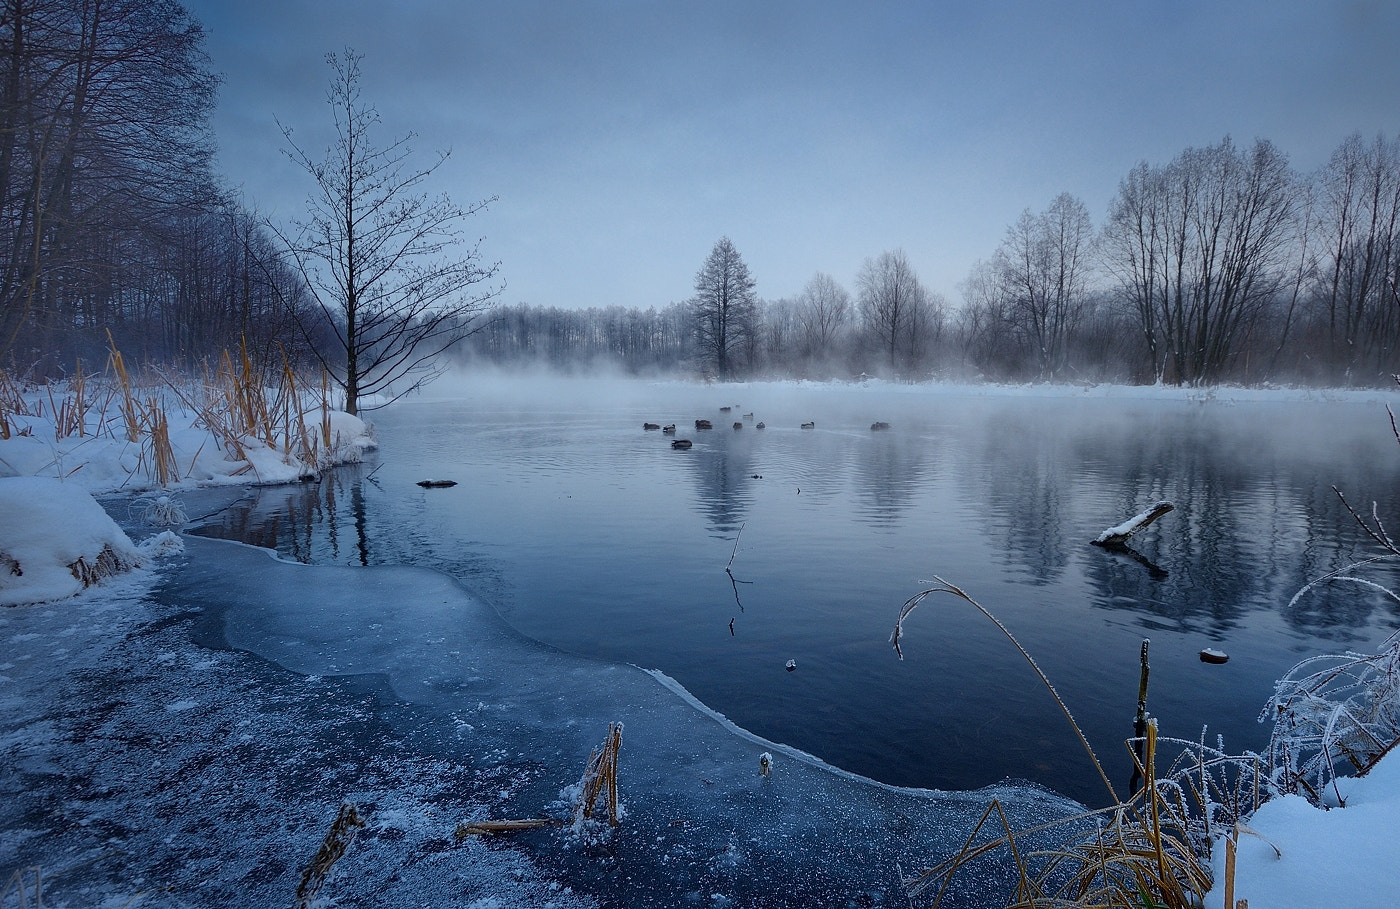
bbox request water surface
[194,379,1400,807]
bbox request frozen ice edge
[2,531,1087,908]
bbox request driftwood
[1092,501,1173,546]
[455,818,558,837]
[416,479,457,488]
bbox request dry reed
[68,543,140,589]
[456,721,625,839]
[889,579,1261,908]
[294,803,365,909]
[574,721,624,827]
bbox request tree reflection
[851,431,931,527]
[679,429,757,536]
[192,464,374,566]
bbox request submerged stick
[725,521,752,611]
[1129,638,1151,796]
[1092,501,1174,547]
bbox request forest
[4,0,1400,392]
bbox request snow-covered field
[3,375,1399,907]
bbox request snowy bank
[0,378,376,494]
[0,477,143,606]
[1208,750,1400,909]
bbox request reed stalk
[294,803,365,909]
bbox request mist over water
[195,374,1400,807]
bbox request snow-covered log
[1092,501,1174,547]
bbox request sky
[181,0,1400,312]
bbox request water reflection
[195,464,376,566]
[679,429,758,536]
[187,388,1400,805]
[851,430,932,527]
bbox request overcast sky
[181,0,1400,312]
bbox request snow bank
[1209,749,1400,908]
[0,395,375,494]
[0,477,141,606]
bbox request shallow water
[193,379,1400,806]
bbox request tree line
[462,135,1400,387]
[0,0,325,378]
[4,2,1398,390]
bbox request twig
[727,521,746,569]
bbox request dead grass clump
[1262,630,1400,806]
[456,721,624,840]
[68,543,140,588]
[294,803,365,909]
[574,721,624,828]
[891,579,1228,908]
[0,368,36,440]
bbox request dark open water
[193,379,1400,807]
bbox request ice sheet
[2,532,1087,907]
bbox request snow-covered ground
[3,375,1399,907]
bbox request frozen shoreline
[0,520,1083,908]
[5,376,1400,906]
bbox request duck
[695,419,713,430]
[643,422,660,430]
[662,424,676,434]
[671,439,693,450]
[801,421,815,430]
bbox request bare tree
[273,50,499,414]
[1102,137,1296,385]
[795,271,851,366]
[1310,133,1400,381]
[991,193,1095,379]
[857,249,932,376]
[0,0,219,371]
[690,236,757,380]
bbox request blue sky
[183,1,1400,311]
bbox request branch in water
[1092,501,1173,547]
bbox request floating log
[1092,501,1174,546]
[416,479,458,488]
[671,439,693,449]
[643,422,660,430]
[1200,648,1230,664]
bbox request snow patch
[0,477,141,606]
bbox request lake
[193,376,1400,807]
